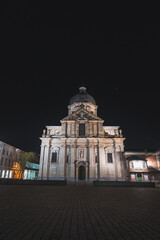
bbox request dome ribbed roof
[69,87,96,105]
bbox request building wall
[0,141,24,179]
[39,100,125,181]
[39,138,125,181]
[124,151,160,182]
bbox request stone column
[98,122,104,137]
[97,122,99,137]
[58,145,65,180]
[97,143,100,180]
[88,122,91,137]
[86,122,89,137]
[47,146,51,180]
[86,139,90,180]
[64,144,67,180]
[64,122,67,137]
[43,145,50,179]
[93,123,97,136]
[99,145,105,180]
[71,121,75,137]
[70,145,76,180]
[38,144,45,179]
[113,144,118,181]
[68,123,71,137]
[61,121,66,137]
[119,146,126,180]
[89,145,94,179]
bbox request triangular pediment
[61,108,103,121]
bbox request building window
[0,157,3,165]
[131,174,136,181]
[5,159,7,166]
[2,149,5,155]
[51,152,57,163]
[95,155,98,163]
[130,162,134,169]
[143,162,146,169]
[5,170,9,178]
[2,170,5,178]
[9,171,12,178]
[79,123,85,137]
[108,153,113,163]
[144,174,148,181]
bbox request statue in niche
[47,129,51,135]
[80,149,84,159]
[56,128,60,135]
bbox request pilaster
[38,144,45,178]
[43,144,50,178]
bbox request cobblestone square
[0,184,160,240]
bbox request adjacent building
[23,162,39,180]
[0,141,24,179]
[0,141,39,180]
[124,150,160,182]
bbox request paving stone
[0,185,160,240]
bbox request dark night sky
[0,1,160,154]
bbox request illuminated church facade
[38,87,126,181]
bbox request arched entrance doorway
[137,173,143,182]
[78,166,86,180]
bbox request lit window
[143,162,146,169]
[134,161,143,169]
[2,170,5,178]
[144,174,148,180]
[9,171,12,178]
[130,162,134,169]
[5,170,9,178]
[131,174,135,180]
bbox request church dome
[69,87,96,105]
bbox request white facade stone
[39,87,126,181]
